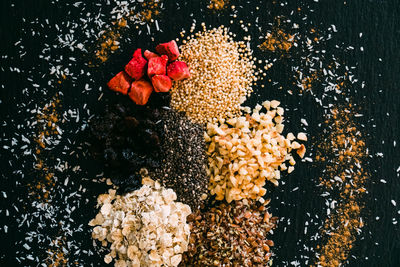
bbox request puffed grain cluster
[181,200,277,266]
[89,178,191,267]
[206,100,307,202]
[170,25,257,123]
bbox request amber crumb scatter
[95,20,124,63]
[207,0,229,10]
[300,71,319,91]
[139,0,161,21]
[46,237,68,267]
[94,1,162,64]
[314,104,368,267]
[30,94,61,201]
[29,93,69,265]
[260,29,295,52]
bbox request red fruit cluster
[107,40,190,105]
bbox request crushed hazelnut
[206,100,306,202]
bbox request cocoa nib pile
[89,97,208,209]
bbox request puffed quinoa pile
[170,25,259,123]
[88,178,191,267]
[205,100,307,202]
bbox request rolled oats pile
[206,100,307,202]
[89,178,191,267]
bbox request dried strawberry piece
[144,50,159,60]
[167,61,190,81]
[128,80,153,105]
[107,71,132,95]
[156,40,180,62]
[151,75,172,93]
[124,48,147,80]
[147,55,168,77]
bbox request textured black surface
[0,0,399,266]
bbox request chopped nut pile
[171,25,258,123]
[206,100,306,202]
[89,178,191,267]
[182,200,277,266]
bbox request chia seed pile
[150,109,208,210]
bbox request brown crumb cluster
[181,200,277,266]
[314,104,368,267]
[95,18,127,63]
[207,0,229,10]
[259,29,295,52]
[138,0,161,22]
[46,237,68,267]
[171,25,259,123]
[29,94,61,201]
[94,1,162,64]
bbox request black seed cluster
[89,96,209,208]
[149,109,209,210]
[89,96,168,193]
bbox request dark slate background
[0,0,399,266]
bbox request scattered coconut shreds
[1,1,392,266]
[1,0,165,265]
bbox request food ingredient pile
[89,100,165,190]
[171,25,258,123]
[89,178,191,267]
[206,101,306,202]
[182,199,277,266]
[107,40,189,105]
[149,109,208,210]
